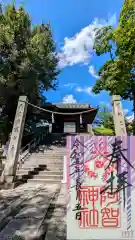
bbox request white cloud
[126,114,134,123]
[88,65,98,79]
[76,86,93,95]
[64,83,77,89]
[123,109,129,115]
[58,13,116,68]
[63,83,95,96]
[62,94,77,103]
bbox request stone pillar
[112,95,127,136]
[3,96,28,183]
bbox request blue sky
[4,0,133,118]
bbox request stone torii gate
[1,94,127,188]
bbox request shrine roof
[42,103,98,115]
[37,103,98,123]
[44,103,97,111]
[54,104,90,109]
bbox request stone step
[44,147,66,150]
[30,151,65,154]
[16,169,34,174]
[29,158,63,164]
[33,151,65,154]
[16,174,32,181]
[48,145,66,148]
[38,170,62,175]
[21,160,62,164]
[20,165,63,170]
[27,179,61,184]
[46,167,63,170]
[28,156,63,160]
[48,164,63,167]
[39,153,65,156]
[47,167,63,170]
[33,174,63,180]
[43,155,65,157]
[17,168,37,173]
[30,160,64,164]
[31,152,64,155]
[30,158,64,161]
[49,151,66,154]
[16,171,42,181]
[25,158,53,161]
[41,166,63,170]
[48,148,65,150]
[16,168,53,176]
[44,155,65,157]
[29,163,63,166]
[18,165,46,173]
[47,169,63,172]
[21,164,38,168]
[45,162,63,165]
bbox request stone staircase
[16,145,66,185]
[0,142,67,239]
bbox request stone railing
[0,126,50,174]
[17,126,49,170]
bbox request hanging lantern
[52,113,54,123]
[80,114,82,124]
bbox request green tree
[93,104,132,135]
[94,105,114,128]
[92,0,135,133]
[93,105,114,135]
[0,3,59,143]
[93,127,114,136]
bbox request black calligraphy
[101,137,133,208]
[105,138,135,172]
[72,203,83,220]
[70,138,85,220]
[70,138,85,192]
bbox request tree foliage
[94,105,114,128]
[93,104,133,135]
[0,3,59,143]
[93,127,114,136]
[93,105,114,135]
[92,0,135,129]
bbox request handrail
[20,139,34,153]
[17,127,49,170]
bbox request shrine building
[43,103,98,134]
